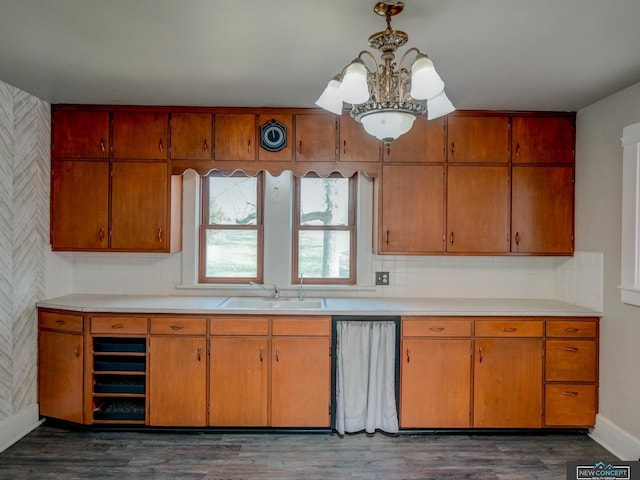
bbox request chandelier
[315,1,455,145]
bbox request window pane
[204,230,258,278]
[298,230,350,278]
[300,177,349,226]
[207,176,257,225]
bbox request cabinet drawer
[210,317,269,336]
[475,319,543,337]
[272,317,331,336]
[546,319,597,338]
[91,316,148,334]
[546,340,596,382]
[150,317,207,335]
[39,311,84,333]
[545,384,596,427]
[402,317,471,337]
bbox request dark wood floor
[0,423,618,480]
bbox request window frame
[291,173,357,285]
[198,171,264,284]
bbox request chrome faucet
[249,282,279,299]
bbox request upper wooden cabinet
[511,166,574,254]
[447,115,510,163]
[170,112,212,160]
[52,110,110,159]
[383,117,446,163]
[512,116,575,164]
[214,113,256,161]
[258,114,293,162]
[379,165,445,254]
[112,111,168,160]
[295,114,337,162]
[339,115,381,163]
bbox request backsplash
[46,250,603,312]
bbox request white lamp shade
[315,79,344,115]
[427,90,455,119]
[339,60,370,105]
[360,110,416,143]
[410,55,445,100]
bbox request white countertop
[36,294,601,317]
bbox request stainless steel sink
[221,297,325,309]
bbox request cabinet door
[383,117,445,163]
[258,114,293,162]
[295,114,337,162]
[446,166,509,253]
[111,162,168,251]
[447,116,509,163]
[379,165,445,254]
[170,112,212,160]
[51,160,109,250]
[113,111,168,160]
[400,338,471,427]
[149,336,207,426]
[511,166,574,254]
[38,330,84,423]
[209,336,268,426]
[52,110,110,159]
[512,116,574,164]
[214,113,256,161]
[339,115,381,163]
[474,338,542,427]
[271,337,331,427]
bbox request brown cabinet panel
[383,117,445,163]
[402,318,471,337]
[545,340,597,382]
[52,110,110,159]
[271,336,331,427]
[38,330,84,423]
[170,112,212,160]
[39,311,84,333]
[339,115,381,163]
[295,114,337,162]
[400,338,471,427]
[475,319,543,337]
[258,114,293,162]
[210,317,269,336]
[272,316,331,336]
[113,111,168,160]
[447,115,509,163]
[214,113,256,161]
[544,384,596,427]
[51,160,109,250]
[474,338,542,427]
[446,166,509,253]
[149,336,207,426]
[209,336,268,426]
[511,166,574,254]
[546,319,597,338]
[110,162,168,250]
[512,116,575,164]
[150,317,207,335]
[379,165,445,254]
[91,316,148,334]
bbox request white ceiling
[1,0,640,111]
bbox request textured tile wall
[0,81,49,422]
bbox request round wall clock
[260,119,287,152]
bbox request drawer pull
[73,344,81,357]
[159,138,164,152]
[111,323,126,329]
[563,347,579,352]
[562,391,579,397]
[100,137,106,152]
[500,327,517,332]
[275,346,280,362]
[429,327,445,332]
[55,320,66,325]
[170,324,186,331]
[260,346,264,363]
[197,345,202,362]
[563,327,579,333]
[203,139,208,152]
[406,348,410,364]
[479,346,483,363]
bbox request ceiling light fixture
[315,1,455,145]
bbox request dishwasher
[331,316,400,434]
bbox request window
[199,172,264,283]
[292,174,357,284]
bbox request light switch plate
[375,271,390,286]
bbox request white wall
[576,80,640,460]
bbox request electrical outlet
[375,271,390,286]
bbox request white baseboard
[590,413,640,461]
[0,404,43,453]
